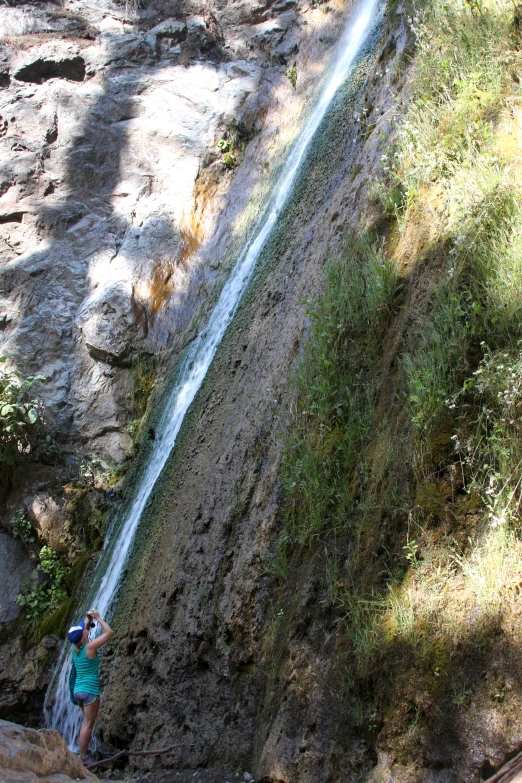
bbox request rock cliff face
[93,8,409,783]
[0,0,266,463]
[4,1,522,782]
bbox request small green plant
[263,533,289,579]
[105,462,127,488]
[285,64,297,90]
[217,121,256,169]
[126,418,141,436]
[217,138,232,153]
[451,683,469,707]
[17,545,69,625]
[223,153,237,169]
[407,705,421,734]
[403,539,419,567]
[0,358,44,464]
[11,509,35,544]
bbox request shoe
[80,756,95,768]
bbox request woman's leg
[78,698,99,757]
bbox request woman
[67,608,113,767]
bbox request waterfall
[45,0,382,746]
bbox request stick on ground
[87,743,194,771]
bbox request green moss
[65,554,90,592]
[132,355,156,418]
[36,595,76,642]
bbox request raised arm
[86,609,113,658]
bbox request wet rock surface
[97,13,411,783]
[0,0,352,755]
[0,635,60,727]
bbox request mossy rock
[36,595,76,642]
[64,484,109,548]
[415,479,451,522]
[65,553,90,593]
[422,413,455,471]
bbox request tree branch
[87,743,194,770]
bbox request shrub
[11,509,35,544]
[16,545,69,627]
[216,121,256,169]
[0,358,44,464]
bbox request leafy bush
[16,545,69,625]
[0,358,44,464]
[11,509,35,544]
[105,462,127,487]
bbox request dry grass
[148,207,205,314]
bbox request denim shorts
[74,692,99,707]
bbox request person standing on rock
[67,608,113,767]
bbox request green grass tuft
[280,232,397,545]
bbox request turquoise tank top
[72,643,100,696]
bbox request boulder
[29,493,74,557]
[0,718,98,782]
[78,281,144,367]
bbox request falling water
[46,0,382,746]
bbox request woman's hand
[85,611,113,658]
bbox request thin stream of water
[45,0,381,746]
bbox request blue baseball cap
[67,621,85,643]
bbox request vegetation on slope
[280,0,522,763]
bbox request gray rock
[145,17,187,50]
[0,531,37,628]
